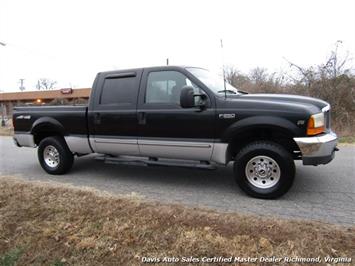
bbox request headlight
[307,112,325,135]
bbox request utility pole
[0,42,6,126]
[36,80,41,90]
[0,88,6,125]
[19,79,25,91]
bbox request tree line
[225,42,354,135]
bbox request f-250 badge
[219,113,236,119]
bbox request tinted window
[100,76,138,105]
[146,71,201,104]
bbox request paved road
[1,136,354,226]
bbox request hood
[243,94,328,109]
[223,93,329,114]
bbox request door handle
[94,112,101,124]
[137,111,146,125]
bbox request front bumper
[294,131,338,165]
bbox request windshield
[186,67,240,95]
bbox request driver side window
[145,71,201,105]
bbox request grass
[0,176,354,265]
[0,248,23,266]
[338,135,355,143]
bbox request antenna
[220,39,227,99]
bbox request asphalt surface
[1,136,354,226]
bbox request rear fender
[31,117,66,136]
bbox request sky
[0,0,354,92]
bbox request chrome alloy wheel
[245,155,281,189]
[43,145,60,168]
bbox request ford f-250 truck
[13,66,338,198]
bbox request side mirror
[180,86,195,108]
[180,86,207,109]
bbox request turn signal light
[307,113,325,135]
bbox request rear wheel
[38,136,74,175]
[234,141,295,199]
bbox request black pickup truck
[13,66,338,198]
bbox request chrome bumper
[294,131,338,165]
[13,133,36,148]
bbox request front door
[136,68,215,161]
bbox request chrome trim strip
[13,133,36,147]
[94,138,137,145]
[64,136,92,154]
[139,140,211,148]
[92,135,215,143]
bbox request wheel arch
[223,116,301,163]
[31,117,66,145]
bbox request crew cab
[13,66,338,198]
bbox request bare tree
[224,66,250,89]
[285,41,355,132]
[249,67,268,84]
[322,40,352,79]
[285,41,353,86]
[36,78,57,90]
[223,43,355,134]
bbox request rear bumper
[13,133,36,148]
[294,131,338,165]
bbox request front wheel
[38,136,74,175]
[234,141,295,199]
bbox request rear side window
[100,76,138,105]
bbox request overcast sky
[0,0,354,92]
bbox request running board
[95,155,216,170]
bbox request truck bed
[13,105,88,137]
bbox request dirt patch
[0,176,354,265]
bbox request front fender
[221,116,302,142]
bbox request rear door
[88,70,142,155]
[136,67,215,161]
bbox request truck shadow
[69,155,333,200]
[70,155,238,193]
